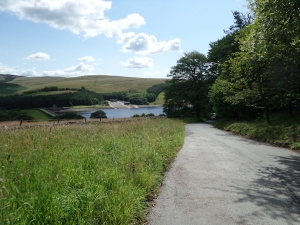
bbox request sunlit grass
[22,109,53,121]
[0,118,185,224]
[150,92,165,106]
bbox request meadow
[0,118,185,224]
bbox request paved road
[147,122,300,225]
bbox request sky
[0,0,249,79]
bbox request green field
[0,74,166,96]
[22,109,53,120]
[0,118,185,224]
[150,91,165,106]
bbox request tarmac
[147,122,300,225]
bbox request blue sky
[0,0,248,78]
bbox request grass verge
[214,112,300,150]
[0,118,185,224]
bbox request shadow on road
[203,154,300,224]
[236,154,300,223]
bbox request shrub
[90,110,107,119]
[58,112,84,119]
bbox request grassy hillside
[215,112,300,150]
[0,82,26,96]
[0,74,166,95]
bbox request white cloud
[20,69,40,77]
[121,57,154,68]
[0,61,96,77]
[119,32,181,55]
[78,56,95,62]
[42,62,95,77]
[0,0,181,55]
[26,52,51,61]
[143,69,171,78]
[0,0,145,38]
[0,63,17,74]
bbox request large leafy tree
[210,1,300,122]
[164,51,211,119]
[90,110,107,119]
[250,0,300,116]
[208,11,253,119]
[225,23,276,124]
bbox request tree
[208,11,253,119]
[90,110,107,119]
[249,0,300,116]
[163,51,211,119]
[58,112,84,119]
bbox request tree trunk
[257,74,271,125]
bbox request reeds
[0,118,185,224]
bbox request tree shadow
[237,154,300,223]
[204,154,300,224]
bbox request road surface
[147,122,300,225]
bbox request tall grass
[0,118,185,224]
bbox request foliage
[57,112,84,119]
[0,90,104,109]
[102,92,156,105]
[23,86,69,95]
[164,51,212,119]
[208,2,300,123]
[0,118,185,224]
[90,110,107,119]
[146,83,165,96]
[251,0,300,117]
[132,113,155,117]
[0,108,34,121]
[215,111,300,149]
[208,10,255,120]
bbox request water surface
[77,106,163,118]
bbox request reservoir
[77,106,164,119]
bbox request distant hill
[0,74,166,96]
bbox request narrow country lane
[147,122,300,225]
